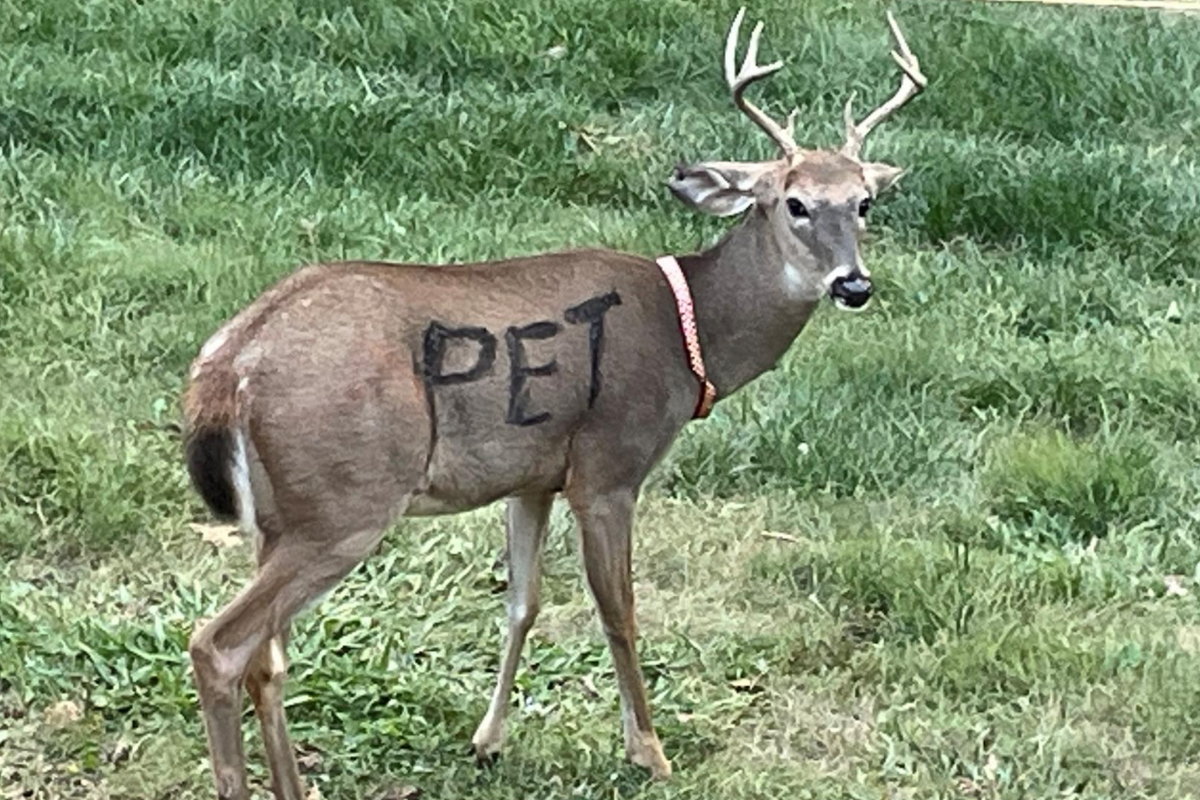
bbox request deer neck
[676,214,821,397]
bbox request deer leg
[189,526,386,800]
[244,632,304,800]
[472,492,553,759]
[570,489,671,780]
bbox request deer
[181,7,926,798]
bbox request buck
[182,8,925,798]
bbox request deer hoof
[471,720,505,764]
[470,739,502,767]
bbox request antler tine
[724,7,797,157]
[841,10,927,159]
[784,107,799,139]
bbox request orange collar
[655,255,717,419]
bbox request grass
[2,0,1200,797]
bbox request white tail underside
[231,429,259,540]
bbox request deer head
[669,7,926,310]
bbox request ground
[2,0,1200,798]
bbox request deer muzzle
[829,271,873,310]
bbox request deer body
[183,9,926,798]
[188,251,700,530]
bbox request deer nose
[830,271,873,309]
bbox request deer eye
[858,198,872,217]
[786,198,809,219]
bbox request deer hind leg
[569,488,671,780]
[189,525,389,800]
[244,631,303,800]
[472,492,554,759]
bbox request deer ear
[862,162,905,196]
[668,161,772,217]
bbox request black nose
[830,273,873,309]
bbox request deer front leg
[570,489,671,780]
[472,493,553,759]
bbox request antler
[840,11,927,159]
[725,7,798,157]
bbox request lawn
[2,0,1200,797]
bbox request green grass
[2,0,1200,797]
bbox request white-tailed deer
[182,8,925,797]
